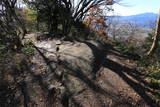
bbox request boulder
[26,40,106,106]
[0,39,106,107]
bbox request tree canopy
[23,0,118,36]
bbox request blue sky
[112,0,160,16]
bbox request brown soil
[68,45,159,107]
[1,42,159,107]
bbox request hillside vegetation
[0,0,160,107]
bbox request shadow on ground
[0,41,159,107]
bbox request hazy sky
[112,0,160,16]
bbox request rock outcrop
[20,40,106,106]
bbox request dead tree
[147,10,160,56]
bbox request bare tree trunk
[147,10,160,56]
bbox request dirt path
[9,41,158,107]
[30,42,159,107]
[91,46,158,107]
[52,43,159,107]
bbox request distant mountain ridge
[111,13,158,28]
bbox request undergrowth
[137,33,160,99]
[114,40,140,60]
[114,37,160,100]
[21,40,35,56]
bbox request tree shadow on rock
[83,41,111,75]
[32,43,123,106]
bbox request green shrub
[114,41,139,59]
[154,91,160,99]
[140,65,160,90]
[0,53,11,63]
[21,41,35,56]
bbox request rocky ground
[0,39,159,107]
